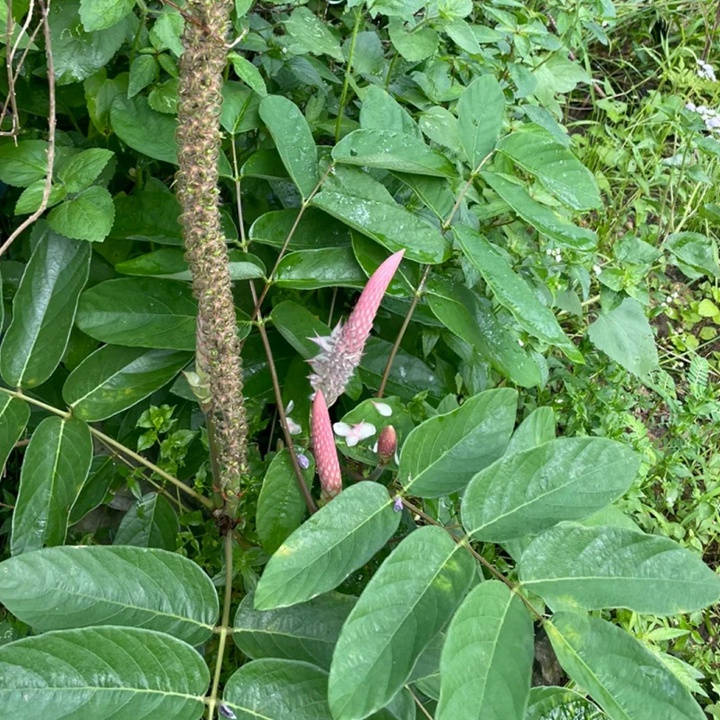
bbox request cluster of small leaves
[1,0,720,718]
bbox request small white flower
[686,101,697,112]
[333,421,376,447]
[287,417,302,435]
[518,339,524,347]
[593,264,602,276]
[371,401,393,417]
[697,59,717,82]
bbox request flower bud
[377,425,397,463]
[312,390,342,500]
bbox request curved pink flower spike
[312,390,342,501]
[309,250,405,406]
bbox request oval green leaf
[546,613,705,720]
[505,407,555,455]
[329,527,475,720]
[0,626,209,720]
[399,388,518,498]
[76,278,198,350]
[525,687,606,720]
[0,395,30,475]
[254,482,400,610]
[249,207,352,250]
[233,590,355,669]
[455,225,582,363]
[0,545,218,644]
[457,74,505,169]
[63,345,192,421]
[0,229,91,388]
[275,247,366,290]
[519,523,720,615]
[110,94,178,164]
[436,581,534,720]
[461,438,641,541]
[223,658,332,720]
[11,417,92,555]
[113,492,180,550]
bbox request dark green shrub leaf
[547,613,705,720]
[0,140,48,187]
[333,129,455,177]
[223,658,332,720]
[249,207,352,250]
[259,95,319,199]
[254,482,400,610]
[79,0,135,31]
[0,229,90,388]
[436,581,534,720]
[497,125,601,210]
[128,54,159,97]
[113,492,180,550]
[505,406,555,454]
[284,7,343,61]
[14,179,67,215]
[0,627,209,719]
[57,148,114,193]
[221,81,261,135]
[228,52,267,96]
[457,74,505,169]
[481,172,597,251]
[233,590,355,668]
[257,448,315,555]
[0,545,218,644]
[329,526,475,720]
[665,231,720,279]
[587,298,659,379]
[519,523,720,615]
[461,438,640,541]
[360,86,422,140]
[111,95,178,164]
[275,247,365,290]
[399,388,518,498]
[76,278,197,349]
[388,18,438,62]
[11,417,92,555]
[0,395,29,475]
[270,300,331,359]
[525,687,606,720]
[63,345,192,421]
[456,226,583,362]
[47,186,115,242]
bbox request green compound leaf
[457,74,505,169]
[399,388,517,498]
[436,581,534,720]
[223,658,332,720]
[254,482,400,610]
[0,545,218,645]
[547,613,705,720]
[257,448,315,555]
[456,225,582,362]
[461,438,640,541]
[259,95,319,200]
[0,395,30,475]
[497,125,601,211]
[0,229,91,388]
[76,278,198,350]
[63,345,192,421]
[10,417,92,555]
[233,590,355,669]
[519,523,720,615]
[0,627,209,720]
[329,526,475,720]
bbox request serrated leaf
[223,658,332,720]
[436,581,534,720]
[333,129,455,177]
[457,74,505,169]
[128,54,159,97]
[0,545,218,644]
[0,140,48,187]
[257,449,315,554]
[63,345,192,421]
[482,172,597,251]
[456,226,582,362]
[0,395,29,475]
[461,438,640,541]
[57,148,114,193]
[234,590,355,668]
[399,388,517,497]
[587,298,658,379]
[497,125,601,211]
[254,482,400,610]
[0,627,209,720]
[0,230,90,388]
[76,278,197,350]
[547,613,705,720]
[519,523,720,615]
[113,492,180,550]
[14,179,67,215]
[11,417,92,555]
[79,0,135,31]
[329,526,475,720]
[259,95,319,200]
[47,185,115,242]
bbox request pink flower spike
[312,390,342,500]
[308,250,405,406]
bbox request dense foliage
[1,0,720,718]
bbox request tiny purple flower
[297,453,310,470]
[219,703,237,719]
[393,496,403,512]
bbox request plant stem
[207,530,234,719]
[335,10,361,143]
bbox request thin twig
[406,686,434,720]
[0,0,55,257]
